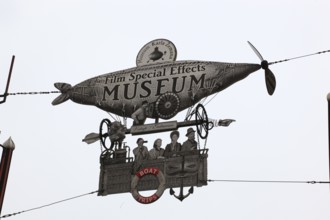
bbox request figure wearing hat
[181,128,197,151]
[131,101,150,125]
[133,138,150,162]
[164,130,182,158]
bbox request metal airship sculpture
[51,39,278,203]
[53,39,326,203]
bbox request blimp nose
[70,80,97,105]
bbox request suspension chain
[7,91,60,96]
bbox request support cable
[7,91,60,96]
[269,49,330,65]
[1,178,330,218]
[208,179,330,184]
[0,190,98,219]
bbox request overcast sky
[1,0,330,219]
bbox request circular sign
[136,39,177,66]
[131,167,166,204]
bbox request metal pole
[0,137,15,215]
[0,55,15,104]
[327,93,330,189]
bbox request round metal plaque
[136,39,177,66]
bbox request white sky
[1,0,330,219]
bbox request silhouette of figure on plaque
[148,47,164,62]
[181,128,197,151]
[149,138,165,159]
[131,101,149,125]
[164,130,182,158]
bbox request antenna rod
[0,55,15,104]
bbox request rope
[0,190,99,219]
[198,97,208,105]
[106,112,118,122]
[269,49,330,65]
[185,105,195,121]
[208,179,330,184]
[203,92,220,106]
[7,91,60,96]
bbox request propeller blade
[247,41,264,61]
[82,132,100,144]
[247,41,277,95]
[265,69,276,95]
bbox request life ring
[131,167,166,204]
[155,92,180,119]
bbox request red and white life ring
[131,167,166,204]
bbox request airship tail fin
[52,82,72,105]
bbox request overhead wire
[208,179,330,184]
[1,48,329,98]
[1,178,329,218]
[7,91,60,96]
[0,190,99,219]
[269,49,330,66]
